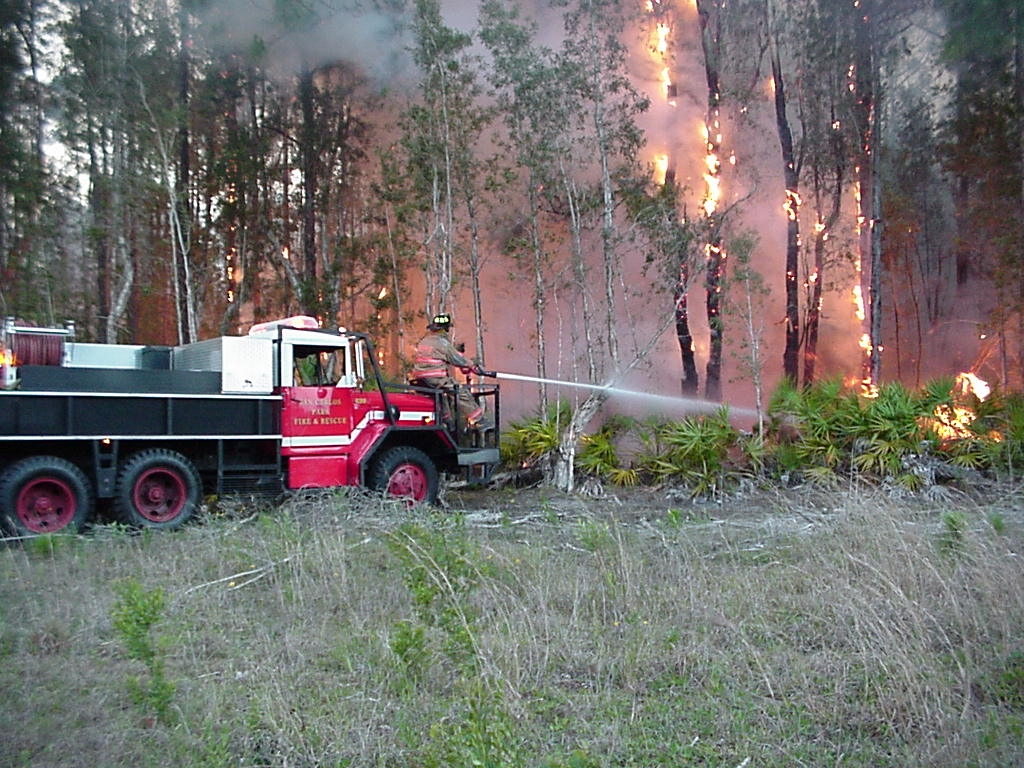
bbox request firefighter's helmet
[428,313,452,332]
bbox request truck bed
[0,370,280,439]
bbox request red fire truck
[0,316,500,536]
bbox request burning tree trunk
[676,259,699,394]
[697,0,725,402]
[769,25,801,384]
[704,234,725,402]
[852,0,882,388]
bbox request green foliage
[111,578,175,722]
[23,533,79,557]
[386,521,488,671]
[766,378,853,480]
[424,682,524,768]
[577,415,639,486]
[576,519,613,553]
[502,401,572,464]
[636,408,738,497]
[938,511,969,557]
[390,619,431,685]
[847,382,927,478]
[990,650,1024,708]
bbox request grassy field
[2,484,1024,767]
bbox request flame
[852,285,866,322]
[701,139,721,216]
[1,348,14,368]
[925,372,1002,442]
[655,22,670,55]
[784,189,802,221]
[653,153,670,185]
[955,370,990,400]
[661,67,676,102]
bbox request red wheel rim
[15,477,77,533]
[131,467,187,523]
[385,462,428,501]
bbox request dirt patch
[440,475,1024,550]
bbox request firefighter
[410,313,492,432]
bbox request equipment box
[174,336,274,394]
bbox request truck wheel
[0,456,93,536]
[115,449,201,530]
[369,446,439,504]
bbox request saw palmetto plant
[635,407,739,497]
[846,382,929,478]
[576,416,640,487]
[765,378,853,483]
[501,401,573,464]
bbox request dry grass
[2,485,1024,767]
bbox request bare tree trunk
[528,180,548,409]
[299,64,318,316]
[869,91,883,383]
[803,117,845,386]
[552,313,677,492]
[560,159,598,382]
[176,1,196,342]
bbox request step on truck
[0,316,500,536]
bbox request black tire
[0,456,93,536]
[114,449,201,530]
[368,446,439,504]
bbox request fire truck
[0,316,500,536]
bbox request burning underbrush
[502,374,1024,497]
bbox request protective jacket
[410,331,474,381]
[409,330,486,427]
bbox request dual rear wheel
[0,449,201,536]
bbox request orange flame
[653,153,670,185]
[655,22,670,55]
[927,372,1001,442]
[784,189,802,221]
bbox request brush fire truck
[0,316,500,536]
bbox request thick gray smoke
[196,0,413,84]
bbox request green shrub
[111,578,176,722]
[636,408,738,496]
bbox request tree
[547,0,652,491]
[58,0,158,342]
[479,0,563,408]
[939,0,1024,387]
[404,0,488,329]
[696,0,727,401]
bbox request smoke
[195,0,414,85]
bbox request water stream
[494,371,759,419]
